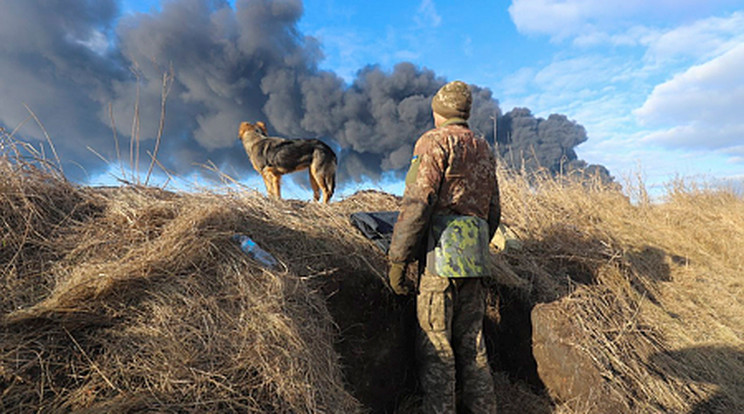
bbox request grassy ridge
[1,135,742,413]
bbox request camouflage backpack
[426,215,490,278]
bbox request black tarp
[349,211,399,254]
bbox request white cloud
[503,3,744,179]
[499,67,536,99]
[414,0,441,29]
[572,25,655,48]
[509,0,742,42]
[642,11,744,63]
[463,36,473,57]
[509,0,596,39]
[640,123,744,151]
[635,43,744,154]
[725,145,744,160]
[508,0,687,39]
[69,29,110,55]
[499,53,640,118]
[531,55,630,90]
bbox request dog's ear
[238,121,251,140]
[256,121,268,135]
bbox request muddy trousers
[416,270,497,414]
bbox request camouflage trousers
[416,270,497,413]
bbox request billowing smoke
[0,0,606,186]
[0,0,124,168]
[497,108,612,181]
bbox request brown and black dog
[238,121,336,203]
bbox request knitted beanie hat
[431,80,472,120]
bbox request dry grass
[1,137,363,412]
[1,132,742,413]
[496,167,744,413]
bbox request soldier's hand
[388,261,411,296]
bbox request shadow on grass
[649,345,744,414]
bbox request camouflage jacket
[388,118,501,265]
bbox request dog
[238,121,336,203]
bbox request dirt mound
[2,136,743,413]
[1,146,364,411]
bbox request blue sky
[116,0,744,196]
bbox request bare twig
[7,115,33,140]
[146,150,175,189]
[198,160,247,188]
[129,64,142,183]
[23,103,63,176]
[146,65,174,186]
[109,102,125,178]
[87,146,110,164]
[64,328,120,393]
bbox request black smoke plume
[0,0,608,187]
[497,108,613,181]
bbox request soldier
[388,80,500,413]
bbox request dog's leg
[260,171,274,199]
[309,168,321,202]
[321,182,331,204]
[318,163,336,204]
[274,174,282,200]
[311,152,335,204]
[262,168,281,199]
[264,167,283,200]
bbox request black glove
[388,261,411,296]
